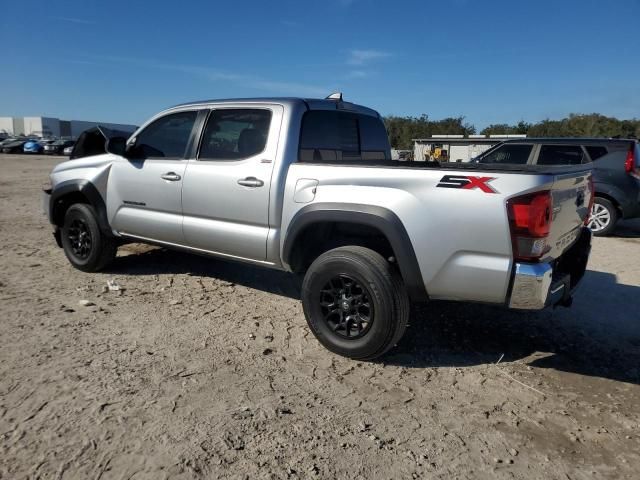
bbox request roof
[412,137,508,144]
[500,137,638,144]
[169,96,380,117]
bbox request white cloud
[281,20,300,28]
[53,16,94,25]
[247,80,328,97]
[346,70,369,79]
[346,49,392,66]
[76,55,329,97]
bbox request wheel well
[287,221,395,274]
[594,193,621,214]
[52,192,90,226]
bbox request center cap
[341,301,350,311]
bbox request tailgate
[546,169,592,259]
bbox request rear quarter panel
[281,165,558,304]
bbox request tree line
[384,113,640,149]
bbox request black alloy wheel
[67,218,93,259]
[320,274,374,339]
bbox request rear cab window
[477,144,533,164]
[299,110,390,164]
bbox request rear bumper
[508,227,591,310]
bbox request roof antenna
[325,92,343,101]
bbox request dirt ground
[0,154,639,480]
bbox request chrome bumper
[508,227,591,310]
[508,263,554,310]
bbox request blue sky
[1,0,639,128]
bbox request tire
[60,203,117,272]
[588,197,618,237]
[301,246,410,360]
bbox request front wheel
[588,197,618,236]
[301,246,410,360]
[61,203,117,272]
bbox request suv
[43,96,593,360]
[477,138,640,235]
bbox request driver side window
[133,111,197,159]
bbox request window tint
[585,146,608,161]
[477,144,532,164]
[299,110,390,163]
[537,145,585,165]
[359,115,390,161]
[135,111,197,159]
[199,109,271,160]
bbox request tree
[383,113,639,149]
[384,115,475,149]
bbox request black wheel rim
[319,274,373,339]
[68,219,92,259]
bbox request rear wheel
[301,246,410,360]
[61,203,117,272]
[588,197,618,236]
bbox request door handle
[161,172,182,181]
[237,177,264,188]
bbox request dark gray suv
[477,138,640,235]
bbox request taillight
[625,144,640,179]
[584,174,595,226]
[507,191,552,262]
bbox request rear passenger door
[181,105,283,261]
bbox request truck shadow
[385,270,640,386]
[109,245,303,299]
[109,247,640,386]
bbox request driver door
[107,110,198,244]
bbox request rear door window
[198,109,272,160]
[585,146,608,161]
[477,144,532,164]
[537,145,585,165]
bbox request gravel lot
[1,154,639,480]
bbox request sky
[1,0,639,129]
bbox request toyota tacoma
[43,94,593,360]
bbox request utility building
[0,116,137,138]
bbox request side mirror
[105,136,127,156]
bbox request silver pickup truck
[43,94,593,360]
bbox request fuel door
[293,178,319,203]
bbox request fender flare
[50,180,113,236]
[283,203,428,301]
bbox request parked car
[63,145,74,156]
[1,138,29,153]
[23,139,45,154]
[0,137,21,148]
[43,95,593,359]
[44,139,75,155]
[476,138,640,235]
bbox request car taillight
[584,174,595,226]
[507,191,552,262]
[625,145,640,179]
